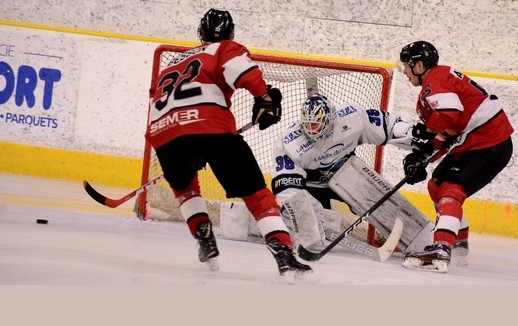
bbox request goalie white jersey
[272,103,413,202]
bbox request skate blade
[205,257,220,271]
[402,257,448,273]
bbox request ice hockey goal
[134,44,392,244]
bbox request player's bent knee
[242,188,280,219]
[436,181,467,205]
[171,175,201,200]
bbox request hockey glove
[252,86,282,130]
[411,123,436,156]
[403,150,428,185]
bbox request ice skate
[402,243,451,273]
[195,221,220,271]
[267,239,312,282]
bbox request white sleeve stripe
[464,97,503,131]
[427,93,464,112]
[223,53,258,90]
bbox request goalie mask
[198,8,235,43]
[301,94,336,141]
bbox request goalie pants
[306,186,355,213]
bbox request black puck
[36,219,48,224]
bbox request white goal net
[135,45,392,243]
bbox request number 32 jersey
[145,41,268,148]
[271,104,413,201]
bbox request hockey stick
[298,176,411,261]
[83,122,256,208]
[297,147,444,262]
[237,122,254,134]
[83,176,165,208]
[324,218,403,262]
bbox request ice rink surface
[1,172,516,324]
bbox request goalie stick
[297,145,447,262]
[298,176,411,261]
[83,122,255,208]
[324,218,403,262]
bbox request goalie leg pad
[329,156,433,252]
[281,190,327,250]
[219,201,264,243]
[321,208,342,232]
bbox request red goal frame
[136,44,392,247]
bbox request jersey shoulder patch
[335,103,358,118]
[281,124,305,145]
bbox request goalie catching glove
[252,85,282,130]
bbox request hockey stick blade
[377,218,404,261]
[297,244,324,261]
[324,218,404,262]
[83,180,110,206]
[83,175,165,208]
[83,123,255,209]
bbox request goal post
[134,44,392,245]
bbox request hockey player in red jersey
[397,41,514,272]
[145,8,311,278]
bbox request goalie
[272,93,435,255]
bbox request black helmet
[400,41,439,69]
[198,9,235,43]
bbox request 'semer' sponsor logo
[150,109,203,133]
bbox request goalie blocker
[329,155,434,253]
